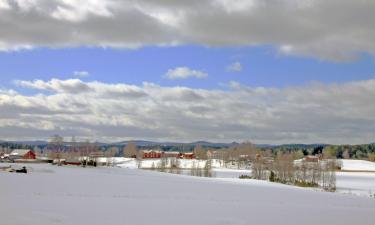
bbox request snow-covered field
[112,158,227,169]
[341,159,375,171]
[336,172,375,196]
[1,163,375,225]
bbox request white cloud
[226,62,242,72]
[15,79,91,93]
[164,67,208,80]
[0,0,374,60]
[73,71,89,77]
[0,0,10,10]
[214,0,257,13]
[51,0,113,22]
[1,78,375,144]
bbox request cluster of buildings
[0,149,37,162]
[140,150,195,159]
[0,148,197,163]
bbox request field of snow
[341,159,375,171]
[1,163,375,225]
[113,158,227,169]
[336,172,375,196]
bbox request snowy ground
[341,159,375,171]
[336,172,375,196]
[112,158,227,169]
[1,163,375,225]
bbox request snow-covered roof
[142,150,162,153]
[164,151,180,154]
[10,149,32,156]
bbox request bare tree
[65,136,79,160]
[193,144,207,160]
[252,156,268,180]
[123,142,137,158]
[47,135,64,163]
[323,159,336,191]
[293,150,304,160]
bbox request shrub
[269,171,276,182]
[239,175,252,179]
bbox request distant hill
[2,140,373,151]
[263,144,328,149]
[113,140,161,146]
[112,140,240,148]
[0,140,48,146]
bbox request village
[0,146,248,176]
[1,141,375,225]
[1,143,375,225]
[2,139,375,198]
[0,140,351,193]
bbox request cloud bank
[0,78,374,144]
[0,0,375,60]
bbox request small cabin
[9,149,36,160]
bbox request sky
[0,0,375,144]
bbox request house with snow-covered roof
[9,149,36,160]
[141,150,163,159]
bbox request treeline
[262,144,375,161]
[3,137,375,161]
[323,144,375,160]
[251,152,337,191]
[0,142,35,152]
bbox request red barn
[141,150,163,159]
[180,152,195,159]
[9,149,36,160]
[164,151,180,158]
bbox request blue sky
[1,46,374,91]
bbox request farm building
[64,159,82,166]
[141,150,163,159]
[207,150,225,159]
[163,151,180,158]
[9,149,36,160]
[180,152,195,159]
[140,150,195,159]
[304,155,320,162]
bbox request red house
[141,150,163,159]
[180,152,195,159]
[164,151,180,158]
[304,155,321,162]
[9,149,36,160]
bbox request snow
[1,163,375,225]
[115,158,138,169]
[116,158,214,169]
[211,168,252,178]
[80,157,244,170]
[341,159,375,171]
[336,172,375,196]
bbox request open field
[341,159,375,172]
[1,163,375,225]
